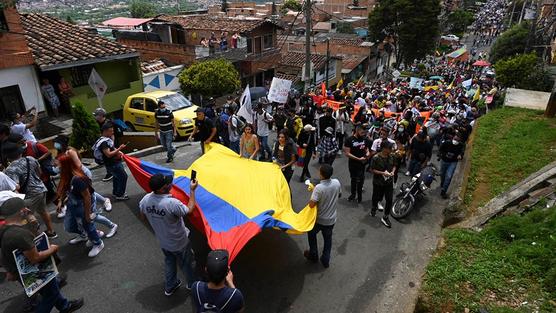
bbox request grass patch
[465,107,556,210]
[417,206,556,313]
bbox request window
[254,37,262,53]
[0,85,25,120]
[0,10,8,32]
[70,65,93,87]
[263,34,273,50]
[130,98,144,110]
[246,37,253,54]
[145,99,157,112]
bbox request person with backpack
[254,103,274,161]
[93,108,124,182]
[93,123,128,200]
[284,109,303,143]
[227,106,244,154]
[0,197,84,313]
[2,141,57,239]
[154,100,177,163]
[192,249,244,313]
[217,106,231,148]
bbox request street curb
[84,141,192,171]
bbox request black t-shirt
[70,176,94,198]
[0,225,35,275]
[99,139,120,166]
[409,139,433,161]
[371,154,395,186]
[192,281,244,313]
[155,108,174,132]
[195,118,218,142]
[344,135,369,165]
[439,140,464,162]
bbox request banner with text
[267,78,292,104]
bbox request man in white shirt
[255,103,273,161]
[10,111,38,143]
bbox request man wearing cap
[0,198,84,312]
[192,249,244,313]
[93,108,118,182]
[189,108,218,154]
[303,164,341,268]
[3,141,57,238]
[297,124,317,182]
[139,174,198,296]
[98,123,129,200]
[154,100,177,163]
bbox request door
[0,85,26,121]
[143,98,157,130]
[127,97,149,131]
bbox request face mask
[54,142,62,150]
[452,140,460,145]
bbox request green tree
[368,0,441,64]
[179,59,241,97]
[489,22,529,64]
[494,53,553,92]
[65,15,75,24]
[447,9,474,36]
[336,22,354,34]
[70,102,101,151]
[281,0,302,13]
[129,0,156,18]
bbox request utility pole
[325,37,330,90]
[508,0,517,27]
[304,0,312,92]
[519,0,528,24]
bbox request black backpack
[195,282,238,313]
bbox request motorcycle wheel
[391,197,414,219]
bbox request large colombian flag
[124,143,317,262]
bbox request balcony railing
[195,46,280,61]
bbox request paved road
[1,139,446,313]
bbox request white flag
[237,85,253,124]
[88,68,107,100]
[462,78,472,89]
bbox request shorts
[24,192,47,214]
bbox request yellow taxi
[123,91,198,137]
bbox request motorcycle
[391,165,436,219]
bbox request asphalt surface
[0,136,447,313]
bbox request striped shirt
[155,108,174,132]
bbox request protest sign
[267,78,292,104]
[409,77,424,90]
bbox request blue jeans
[307,223,334,267]
[160,131,176,159]
[259,135,272,160]
[440,160,458,193]
[36,279,69,313]
[408,159,423,176]
[229,140,240,154]
[65,194,102,246]
[162,242,196,291]
[106,162,127,197]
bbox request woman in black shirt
[272,129,296,184]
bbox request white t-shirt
[0,172,17,191]
[371,138,397,152]
[256,111,273,137]
[11,123,37,142]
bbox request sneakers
[164,280,182,296]
[303,250,318,263]
[114,194,130,201]
[381,216,392,228]
[370,209,377,217]
[378,203,384,211]
[405,171,410,176]
[104,198,112,212]
[347,195,356,202]
[106,224,118,238]
[69,236,87,245]
[102,174,113,182]
[166,157,173,163]
[46,231,58,239]
[57,206,67,219]
[85,230,105,247]
[440,190,448,199]
[60,298,84,313]
[88,242,104,258]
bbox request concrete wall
[504,88,551,111]
[58,58,144,114]
[0,65,46,112]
